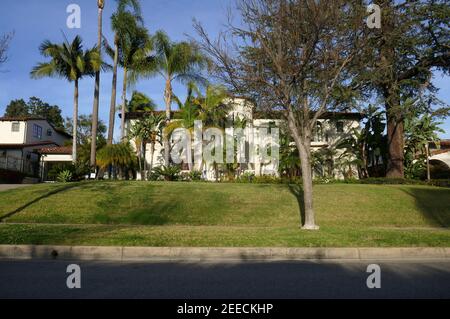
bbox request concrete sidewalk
[0,245,449,262]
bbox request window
[336,121,344,133]
[313,122,324,142]
[47,129,53,137]
[11,122,20,132]
[32,124,43,139]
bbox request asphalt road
[0,259,449,299]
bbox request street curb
[0,245,449,261]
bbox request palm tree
[105,12,150,141]
[107,0,143,145]
[129,113,164,179]
[130,31,206,166]
[195,85,229,127]
[128,91,156,112]
[193,84,229,178]
[90,0,105,172]
[96,142,136,179]
[31,36,101,163]
[129,121,145,178]
[168,82,200,133]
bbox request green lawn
[0,181,449,247]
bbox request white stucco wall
[0,121,26,144]
[24,120,68,145]
[125,99,361,181]
[0,120,69,146]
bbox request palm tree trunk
[150,142,155,172]
[72,79,79,163]
[138,141,143,180]
[107,37,119,145]
[90,2,104,172]
[121,67,128,140]
[163,78,172,166]
[143,141,147,180]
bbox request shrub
[47,163,89,181]
[180,170,203,182]
[96,143,137,175]
[427,179,450,188]
[56,170,73,183]
[235,172,256,183]
[149,165,181,181]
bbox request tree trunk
[163,78,172,166]
[143,141,147,180]
[287,111,319,230]
[426,143,430,181]
[380,3,404,179]
[138,141,143,180]
[386,116,404,178]
[72,79,79,163]
[90,5,103,172]
[385,88,404,178]
[107,37,119,145]
[121,67,128,140]
[297,140,319,230]
[149,142,155,172]
[361,142,368,178]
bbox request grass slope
[0,181,448,247]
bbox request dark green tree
[127,91,156,112]
[4,99,28,117]
[27,97,64,128]
[360,0,450,178]
[65,114,107,166]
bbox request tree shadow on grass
[400,187,450,228]
[287,183,305,226]
[92,202,179,226]
[94,184,179,226]
[0,183,80,222]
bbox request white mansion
[125,98,362,181]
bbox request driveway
[0,184,33,192]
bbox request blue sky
[0,0,449,142]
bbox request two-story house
[0,116,72,175]
[124,98,362,181]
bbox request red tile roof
[38,146,72,155]
[0,141,57,149]
[0,116,47,121]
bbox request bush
[180,170,203,182]
[149,165,181,181]
[427,179,450,188]
[56,170,73,183]
[235,172,256,183]
[47,163,89,181]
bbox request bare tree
[0,32,14,69]
[194,0,366,230]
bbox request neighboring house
[0,116,72,177]
[38,146,74,181]
[429,140,450,178]
[124,98,362,181]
